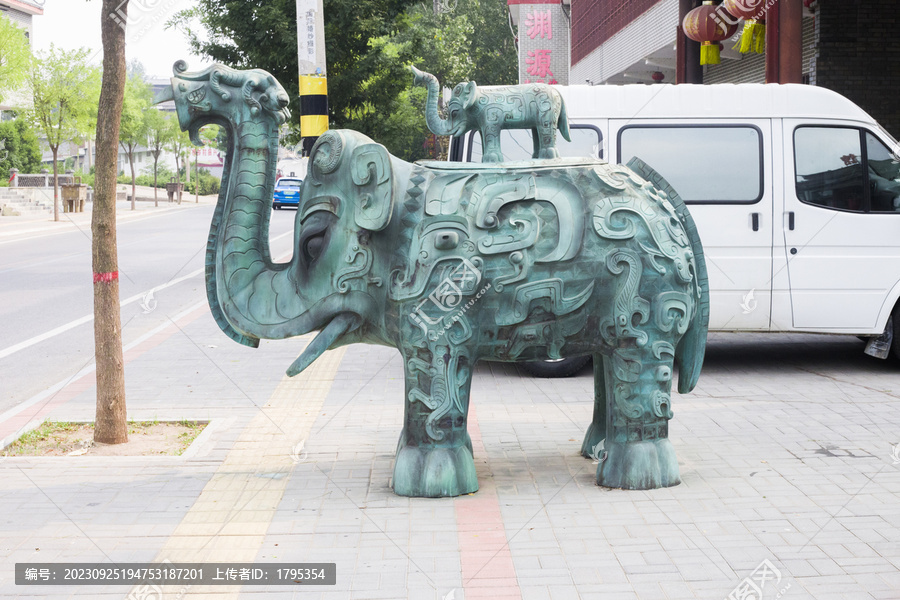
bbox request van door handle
[751,213,760,231]
[788,212,795,230]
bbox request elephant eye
[303,232,326,263]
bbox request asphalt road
[0,204,298,414]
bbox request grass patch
[2,419,208,457]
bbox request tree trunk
[176,153,183,204]
[51,148,59,222]
[129,148,136,211]
[153,155,158,207]
[92,0,129,445]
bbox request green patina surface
[158,62,710,498]
[411,66,571,163]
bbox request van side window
[467,125,603,162]
[794,127,867,211]
[618,126,762,204]
[866,132,900,213]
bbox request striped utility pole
[296,0,328,156]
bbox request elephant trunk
[411,66,454,137]
[159,62,301,347]
[212,116,301,344]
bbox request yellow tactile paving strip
[130,344,346,598]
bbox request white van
[448,84,900,363]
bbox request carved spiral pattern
[243,78,261,115]
[210,68,233,101]
[173,60,188,74]
[311,132,343,174]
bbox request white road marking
[0,205,194,244]
[0,299,209,449]
[0,231,294,360]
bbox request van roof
[560,83,876,124]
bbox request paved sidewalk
[0,192,217,242]
[1,301,899,598]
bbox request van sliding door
[614,121,774,331]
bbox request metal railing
[10,169,77,188]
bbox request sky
[32,0,209,80]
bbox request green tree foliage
[119,74,152,209]
[169,0,516,160]
[348,0,518,160]
[0,14,32,104]
[183,168,221,196]
[144,108,177,205]
[166,125,192,202]
[19,46,101,221]
[0,119,42,177]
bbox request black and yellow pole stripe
[299,75,328,155]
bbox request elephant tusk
[286,313,360,377]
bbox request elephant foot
[392,442,479,498]
[596,438,680,490]
[580,422,605,459]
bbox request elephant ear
[461,81,478,110]
[351,143,394,231]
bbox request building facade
[512,0,900,138]
[0,0,43,42]
[0,0,43,116]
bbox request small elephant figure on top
[411,66,571,163]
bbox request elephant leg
[581,353,607,458]
[531,128,540,159]
[535,120,560,160]
[481,126,504,163]
[596,345,680,490]
[393,348,478,497]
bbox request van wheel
[520,356,591,378]
[891,313,900,360]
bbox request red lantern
[722,0,765,20]
[683,1,739,65]
[722,0,766,54]
[651,71,665,83]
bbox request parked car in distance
[273,177,303,209]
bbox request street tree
[323,0,516,160]
[169,0,419,144]
[119,74,152,210]
[145,109,176,206]
[168,0,515,159]
[167,126,191,204]
[20,46,100,222]
[0,119,42,176]
[0,13,32,105]
[91,0,130,445]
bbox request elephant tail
[557,97,572,143]
[626,157,709,394]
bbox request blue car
[273,177,303,209]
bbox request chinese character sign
[296,0,326,75]
[525,9,552,40]
[518,3,568,85]
[190,146,225,168]
[526,49,555,81]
